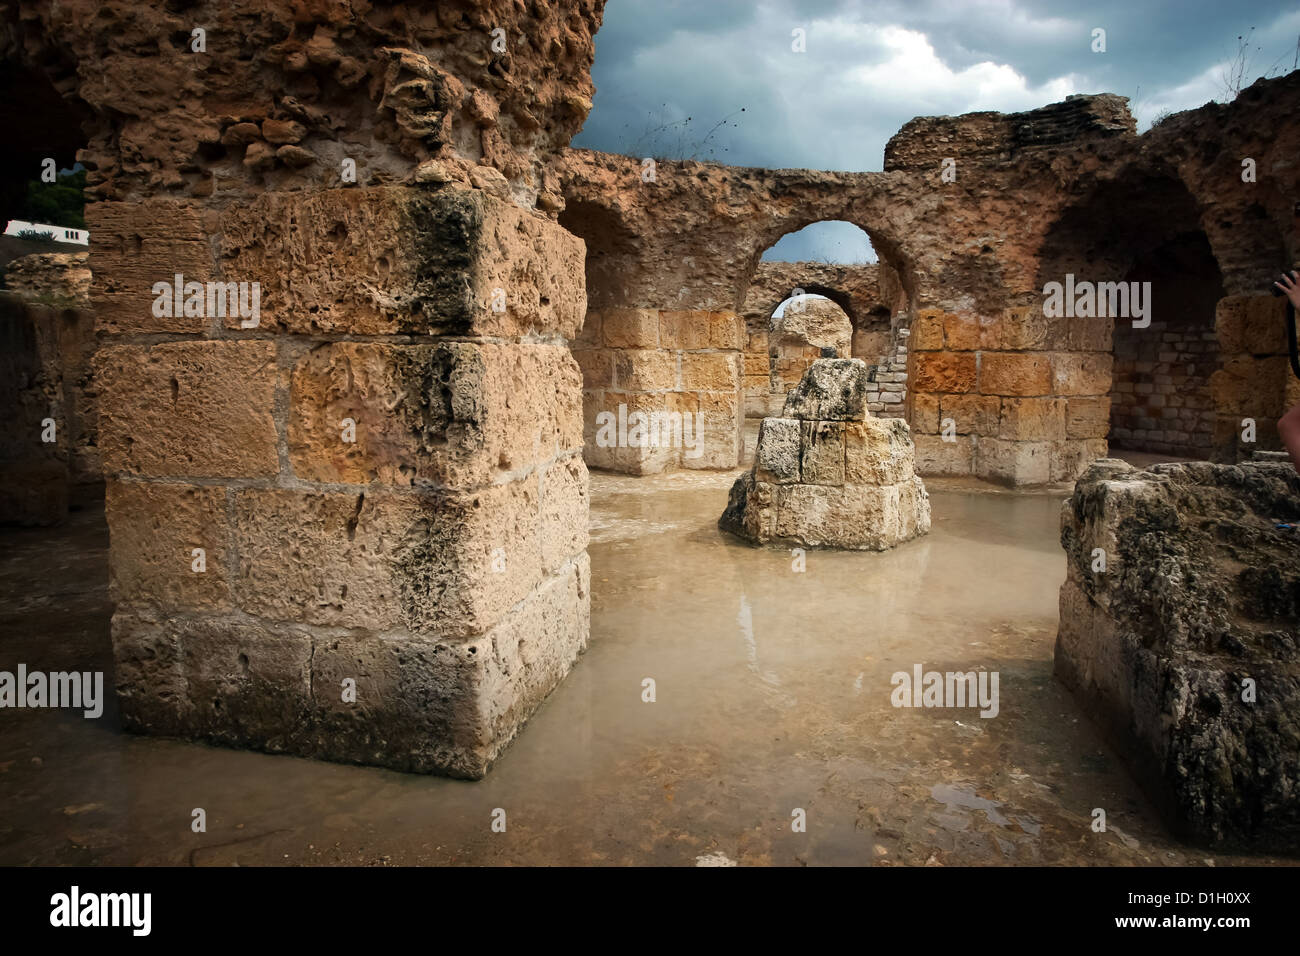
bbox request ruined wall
[572,308,742,473]
[556,72,1300,483]
[0,252,97,524]
[738,261,892,417]
[2,0,606,777]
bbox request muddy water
[0,475,1291,866]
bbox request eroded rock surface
[721,359,930,550]
[1056,458,1300,849]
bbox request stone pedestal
[720,358,930,550]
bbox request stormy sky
[572,0,1300,262]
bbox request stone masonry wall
[573,308,742,473]
[1111,315,1218,457]
[908,306,1111,484]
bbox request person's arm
[1274,271,1300,470]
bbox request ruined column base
[1055,458,1300,850]
[720,359,931,550]
[113,553,589,779]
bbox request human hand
[1275,270,1300,310]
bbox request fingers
[1276,270,1298,291]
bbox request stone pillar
[94,184,590,778]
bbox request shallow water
[0,472,1291,866]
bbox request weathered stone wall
[1056,457,1300,849]
[0,252,97,524]
[3,0,606,777]
[555,73,1300,483]
[572,308,742,473]
[907,306,1112,483]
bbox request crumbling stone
[1055,458,1300,849]
[721,359,930,550]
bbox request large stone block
[601,308,660,348]
[233,482,543,638]
[845,418,915,485]
[1050,351,1112,396]
[289,341,581,488]
[106,480,230,611]
[1066,395,1111,439]
[660,310,744,350]
[1055,459,1300,849]
[782,358,871,420]
[977,438,1053,485]
[998,397,1067,441]
[112,553,590,778]
[979,352,1052,396]
[87,200,215,335]
[612,349,678,391]
[799,420,846,485]
[913,352,977,393]
[913,433,974,475]
[680,352,740,392]
[95,341,279,479]
[754,417,802,483]
[1215,294,1287,355]
[940,393,1000,435]
[218,186,585,338]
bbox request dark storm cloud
[572,0,1300,260]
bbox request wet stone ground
[0,466,1293,866]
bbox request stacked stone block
[572,307,743,473]
[93,184,591,778]
[1111,314,1218,457]
[865,322,910,419]
[1209,294,1291,461]
[908,306,1111,484]
[720,359,930,550]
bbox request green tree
[19,168,87,229]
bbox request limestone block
[1055,459,1300,849]
[289,341,581,488]
[106,480,230,611]
[845,418,915,485]
[979,352,1052,397]
[87,200,214,335]
[940,393,1000,435]
[680,352,740,391]
[218,186,585,338]
[612,349,678,391]
[1050,351,1113,396]
[233,481,543,639]
[782,358,871,420]
[912,352,977,393]
[800,420,845,485]
[754,417,802,483]
[601,308,660,348]
[1066,395,1111,439]
[913,433,974,476]
[998,397,1067,441]
[977,438,1053,485]
[95,341,279,479]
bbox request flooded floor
[0,467,1291,866]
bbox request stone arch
[1035,163,1226,460]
